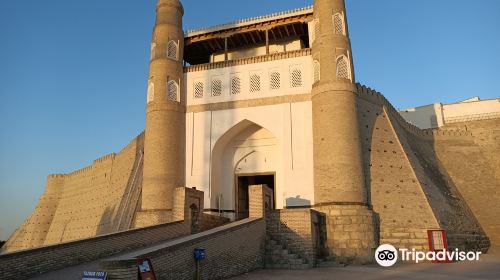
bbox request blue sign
[194,248,206,260]
[81,271,107,280]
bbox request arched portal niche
[211,120,281,220]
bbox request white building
[399,97,500,129]
[182,9,316,220]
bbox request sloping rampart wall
[356,84,496,252]
[1,133,145,253]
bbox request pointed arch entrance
[211,120,281,220]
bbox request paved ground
[31,253,500,280]
[230,255,500,280]
[30,261,100,280]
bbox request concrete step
[284,253,298,259]
[265,264,290,269]
[288,258,306,265]
[268,251,298,258]
[265,234,309,270]
[267,238,278,244]
[266,244,283,250]
[265,263,311,270]
[267,249,289,255]
[265,254,302,262]
[291,263,311,270]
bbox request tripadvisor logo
[375,244,482,267]
[375,244,398,267]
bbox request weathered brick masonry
[2,133,145,253]
[199,213,230,232]
[315,205,376,264]
[266,209,325,267]
[101,219,266,280]
[2,0,499,268]
[0,221,189,280]
[356,84,496,253]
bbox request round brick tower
[138,0,185,227]
[312,0,376,263]
[311,0,366,205]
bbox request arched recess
[336,55,351,81]
[167,80,179,102]
[333,12,346,35]
[210,120,281,220]
[150,43,156,60]
[313,60,321,83]
[167,40,179,60]
[147,81,154,103]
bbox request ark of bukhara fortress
[2,0,500,275]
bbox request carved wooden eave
[185,13,313,44]
[183,6,313,65]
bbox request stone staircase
[264,210,347,269]
[264,235,309,269]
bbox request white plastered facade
[184,56,315,219]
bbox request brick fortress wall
[0,221,190,280]
[2,133,145,253]
[2,83,497,261]
[100,219,266,280]
[356,84,496,253]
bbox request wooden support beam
[206,40,216,52]
[248,32,257,44]
[277,26,284,38]
[265,29,269,55]
[284,25,290,37]
[214,38,223,50]
[270,29,277,41]
[224,37,228,61]
[291,24,297,36]
[241,33,250,45]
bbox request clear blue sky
[0,0,499,240]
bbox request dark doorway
[236,174,275,220]
[190,204,199,233]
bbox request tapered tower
[312,0,376,262]
[136,0,185,227]
[312,0,365,204]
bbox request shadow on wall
[358,91,490,252]
[403,123,492,252]
[96,207,115,235]
[266,209,327,266]
[285,196,311,207]
[96,135,145,236]
[357,98,381,248]
[357,100,377,208]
